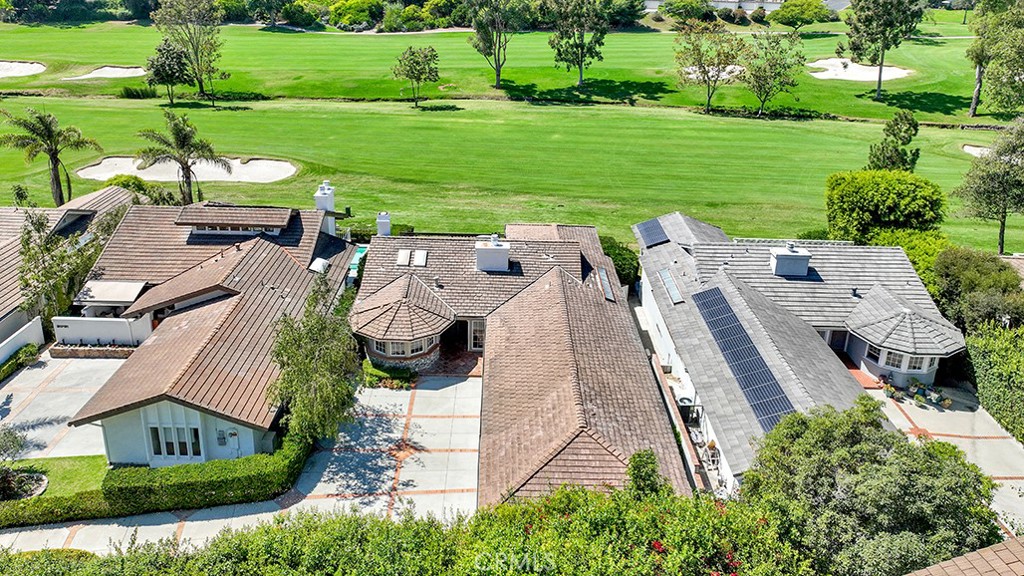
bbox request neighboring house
[905,537,1024,576]
[633,212,965,493]
[68,182,354,467]
[0,186,136,361]
[352,221,690,504]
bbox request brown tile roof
[61,186,136,217]
[122,242,250,317]
[0,237,24,321]
[906,538,1024,576]
[92,205,324,285]
[349,274,456,341]
[356,235,583,319]
[479,266,690,505]
[175,202,293,228]
[71,235,355,430]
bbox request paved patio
[0,350,120,458]
[0,375,482,554]
[869,386,1024,535]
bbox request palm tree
[0,109,102,207]
[136,110,230,205]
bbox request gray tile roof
[846,284,965,356]
[656,212,730,250]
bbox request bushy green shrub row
[599,234,639,288]
[0,344,38,385]
[825,169,945,244]
[362,357,415,389]
[101,436,310,513]
[0,489,114,530]
[966,323,1024,444]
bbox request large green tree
[546,0,610,87]
[0,109,102,208]
[742,396,1002,576]
[675,20,748,113]
[934,246,1024,329]
[983,7,1024,113]
[767,0,831,31]
[825,169,945,243]
[954,118,1024,254]
[741,31,805,116]
[248,0,286,25]
[865,109,921,172]
[467,0,532,89]
[136,110,231,205]
[269,277,360,442]
[965,0,1024,115]
[146,38,193,105]
[840,0,925,100]
[152,0,225,95]
[392,46,440,107]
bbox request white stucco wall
[639,269,685,377]
[101,410,149,465]
[847,334,939,387]
[0,310,30,345]
[53,314,153,346]
[0,315,43,367]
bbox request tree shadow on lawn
[908,36,946,47]
[502,78,673,106]
[858,89,971,116]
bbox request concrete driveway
[0,374,482,554]
[870,387,1024,535]
[0,350,121,458]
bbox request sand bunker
[0,61,46,79]
[685,65,745,81]
[963,145,990,158]
[64,66,146,80]
[807,58,913,82]
[77,157,298,183]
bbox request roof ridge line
[556,270,587,430]
[165,296,242,397]
[582,428,630,467]
[500,428,585,503]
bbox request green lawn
[13,456,107,498]
[0,17,996,122]
[0,96,1016,252]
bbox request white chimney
[376,211,391,237]
[314,180,336,236]
[770,242,811,277]
[476,233,509,272]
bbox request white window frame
[866,344,881,363]
[928,357,938,370]
[373,339,387,355]
[390,341,407,357]
[884,351,905,370]
[410,339,424,355]
[142,403,204,464]
[470,320,485,351]
[907,356,925,371]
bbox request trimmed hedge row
[101,437,310,514]
[966,323,1024,444]
[0,437,310,529]
[0,344,39,384]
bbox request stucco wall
[101,411,149,465]
[0,310,30,346]
[53,315,153,347]
[0,315,42,367]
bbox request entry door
[829,330,849,351]
[469,319,485,351]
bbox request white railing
[0,316,44,365]
[52,316,152,347]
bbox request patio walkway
[869,387,1024,536]
[840,353,881,390]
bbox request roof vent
[475,233,509,272]
[851,287,860,298]
[769,242,811,277]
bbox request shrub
[599,235,639,288]
[281,0,320,26]
[216,0,251,21]
[716,6,734,21]
[967,323,1024,444]
[824,170,945,244]
[378,2,404,30]
[400,4,428,30]
[607,0,644,26]
[750,6,766,23]
[796,227,829,240]
[101,436,310,514]
[868,229,951,298]
[0,344,38,384]
[934,246,1024,330]
[651,11,664,21]
[0,489,113,529]
[347,223,414,243]
[329,0,384,25]
[659,0,714,21]
[362,357,416,389]
[103,175,178,206]
[732,7,748,24]
[422,0,469,25]
[119,86,158,99]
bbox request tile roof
[0,237,23,322]
[122,242,250,317]
[175,202,293,228]
[656,212,730,250]
[479,265,689,505]
[349,274,456,341]
[71,233,355,430]
[846,284,965,356]
[356,235,583,319]
[92,205,325,285]
[906,538,1024,576]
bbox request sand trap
[807,58,913,82]
[64,66,146,80]
[77,157,298,183]
[685,65,744,81]
[0,61,46,79]
[963,145,990,158]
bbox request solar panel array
[637,218,670,248]
[691,287,795,432]
[597,267,616,302]
[658,269,684,304]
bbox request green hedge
[967,323,1024,444]
[101,437,310,514]
[362,357,415,389]
[599,235,639,288]
[0,344,38,384]
[0,437,310,529]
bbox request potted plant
[883,383,896,398]
[913,394,926,406]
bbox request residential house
[68,182,354,467]
[633,212,965,493]
[0,186,136,362]
[351,221,691,504]
[905,537,1024,576]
